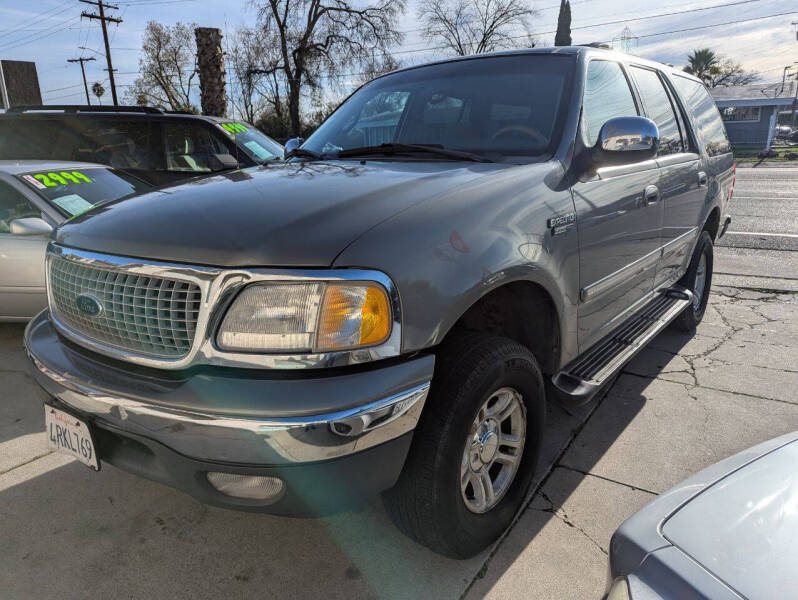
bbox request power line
[389,7,798,58]
[0,13,82,53]
[0,0,74,38]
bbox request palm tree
[91,82,105,106]
[684,48,720,84]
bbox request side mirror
[208,153,239,172]
[10,217,53,236]
[592,116,659,168]
[284,137,304,158]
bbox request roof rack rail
[4,105,165,114]
[578,42,612,49]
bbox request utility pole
[67,56,96,105]
[79,0,122,106]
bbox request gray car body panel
[609,432,798,599]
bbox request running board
[551,286,694,407]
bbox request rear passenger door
[628,66,704,287]
[572,60,664,351]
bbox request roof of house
[711,82,796,107]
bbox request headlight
[216,281,392,353]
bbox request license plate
[45,405,99,470]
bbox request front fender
[333,161,581,367]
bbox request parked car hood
[55,161,506,267]
[661,439,798,599]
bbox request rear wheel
[672,230,714,332]
[384,333,545,558]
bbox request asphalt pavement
[0,167,796,599]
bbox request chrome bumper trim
[28,349,429,465]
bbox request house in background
[710,81,797,148]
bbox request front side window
[629,67,684,156]
[17,167,150,217]
[582,61,638,146]
[0,181,40,233]
[163,122,229,172]
[304,55,575,161]
[672,76,731,157]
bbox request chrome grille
[49,255,202,358]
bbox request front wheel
[672,230,714,332]
[383,333,545,558]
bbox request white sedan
[0,160,151,320]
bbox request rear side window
[629,67,683,156]
[0,181,40,233]
[0,120,82,160]
[163,122,229,172]
[672,76,731,157]
[582,61,638,146]
[77,120,158,171]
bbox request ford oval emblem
[75,293,103,317]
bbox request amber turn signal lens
[316,283,391,351]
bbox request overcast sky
[1,0,796,105]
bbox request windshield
[17,167,151,217]
[304,54,574,161]
[216,121,284,163]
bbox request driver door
[572,60,664,351]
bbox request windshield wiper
[336,143,493,163]
[285,147,323,160]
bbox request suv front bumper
[25,311,434,513]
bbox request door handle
[644,185,660,205]
[698,171,708,187]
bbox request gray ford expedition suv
[24,47,734,558]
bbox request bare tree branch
[417,0,537,57]
[126,21,198,112]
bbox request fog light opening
[206,472,284,500]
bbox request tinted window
[0,120,84,160]
[629,67,683,156]
[672,76,731,157]
[0,181,39,233]
[304,55,574,160]
[18,167,150,217]
[582,61,638,146]
[77,120,158,170]
[163,123,228,172]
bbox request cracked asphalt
[1,168,796,599]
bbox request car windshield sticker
[243,140,274,160]
[21,175,47,190]
[24,171,94,188]
[220,123,249,135]
[51,194,95,217]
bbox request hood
[56,160,505,267]
[662,439,798,599]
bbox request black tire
[671,230,714,332]
[383,333,545,558]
